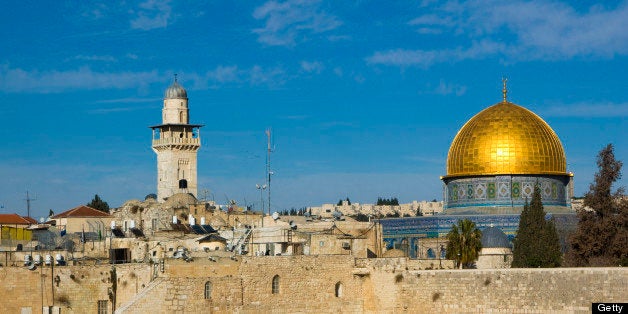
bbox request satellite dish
[173,251,182,259]
[333,210,343,220]
[272,212,279,220]
[289,221,297,230]
[28,263,37,271]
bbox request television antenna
[24,191,36,218]
[265,128,274,218]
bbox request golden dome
[445,101,566,177]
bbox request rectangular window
[97,300,108,314]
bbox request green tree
[445,219,482,269]
[87,194,110,213]
[566,144,628,266]
[512,185,562,268]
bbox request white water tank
[189,215,196,225]
[172,215,177,224]
[111,221,116,229]
[130,220,136,229]
[200,217,206,225]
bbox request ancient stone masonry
[2,257,625,313]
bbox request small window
[204,281,212,299]
[335,282,343,298]
[319,241,324,247]
[97,300,108,314]
[179,179,188,189]
[272,275,280,294]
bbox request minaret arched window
[179,179,188,189]
[179,111,183,123]
[204,281,212,299]
[271,275,280,294]
[335,282,343,298]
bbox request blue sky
[1,0,627,220]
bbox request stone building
[150,77,203,202]
[49,205,112,235]
[476,226,513,269]
[308,199,444,218]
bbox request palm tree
[445,219,483,269]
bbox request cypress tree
[87,194,110,213]
[566,144,628,266]
[512,185,562,267]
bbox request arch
[179,111,184,123]
[335,282,343,298]
[204,281,212,299]
[272,275,280,294]
[179,179,188,189]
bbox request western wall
[1,255,625,313]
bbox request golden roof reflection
[445,101,567,177]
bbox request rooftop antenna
[265,128,274,218]
[25,191,36,218]
[201,189,210,202]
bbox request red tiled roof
[0,213,33,225]
[22,216,38,224]
[51,205,111,218]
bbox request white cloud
[207,66,240,83]
[366,40,505,67]
[0,65,162,93]
[249,65,285,86]
[541,102,628,118]
[375,0,628,67]
[433,80,467,96]
[69,55,117,62]
[252,0,342,46]
[300,60,324,73]
[130,0,173,30]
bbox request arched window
[272,275,280,294]
[179,179,188,189]
[204,281,212,299]
[427,248,435,259]
[179,111,183,123]
[335,282,343,298]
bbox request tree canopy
[511,185,562,268]
[87,194,110,213]
[377,197,399,206]
[566,144,628,266]
[445,219,482,269]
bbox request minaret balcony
[152,137,201,148]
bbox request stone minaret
[150,77,202,201]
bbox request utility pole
[25,191,36,218]
[265,128,273,217]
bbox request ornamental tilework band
[443,174,570,211]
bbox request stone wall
[395,268,626,313]
[0,263,152,314]
[1,256,626,313]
